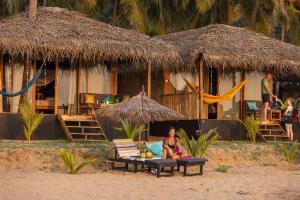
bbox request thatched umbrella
[0,7,181,71]
[158,24,300,74]
[97,93,185,124]
[97,93,185,142]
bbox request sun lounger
[111,139,141,172]
[145,159,176,178]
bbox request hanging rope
[0,62,45,97]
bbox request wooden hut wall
[117,71,147,97]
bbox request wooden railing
[159,92,199,119]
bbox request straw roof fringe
[0,7,181,71]
[158,24,300,73]
[97,94,185,123]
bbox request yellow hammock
[183,78,248,104]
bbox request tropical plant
[19,96,44,141]
[243,116,261,143]
[59,148,96,174]
[115,119,146,139]
[278,141,298,171]
[177,128,220,158]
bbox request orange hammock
[184,78,248,104]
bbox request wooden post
[109,62,118,95]
[76,62,81,114]
[9,58,14,112]
[198,59,204,119]
[85,70,89,93]
[239,71,245,120]
[147,65,151,97]
[54,61,59,114]
[32,59,36,111]
[0,52,2,112]
[216,70,221,119]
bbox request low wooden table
[145,159,176,178]
[177,158,207,176]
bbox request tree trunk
[112,0,119,25]
[18,57,31,112]
[29,0,38,21]
[281,25,285,42]
[18,0,38,111]
[249,0,259,30]
[43,0,47,7]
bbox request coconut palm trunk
[18,0,37,111]
[112,0,120,25]
[249,0,259,30]
[18,57,31,111]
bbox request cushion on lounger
[85,94,95,104]
[246,102,257,110]
[146,140,163,158]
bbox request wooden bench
[177,158,207,176]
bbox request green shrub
[115,119,146,139]
[278,141,298,171]
[214,165,231,173]
[177,128,220,158]
[243,116,260,143]
[19,96,44,141]
[59,148,96,174]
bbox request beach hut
[0,7,181,114]
[152,24,300,120]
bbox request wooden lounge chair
[110,139,141,172]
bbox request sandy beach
[0,166,299,200]
[0,141,299,200]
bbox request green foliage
[243,117,260,143]
[115,119,146,140]
[278,141,298,171]
[59,148,96,174]
[214,165,231,173]
[177,128,220,158]
[19,96,44,141]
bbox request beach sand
[0,166,299,200]
[0,141,299,200]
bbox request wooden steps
[57,115,107,142]
[259,121,288,141]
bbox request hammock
[184,78,248,104]
[0,65,44,97]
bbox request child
[278,98,294,141]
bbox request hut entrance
[205,67,218,119]
[34,61,58,114]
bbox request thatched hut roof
[97,94,185,123]
[158,24,300,73]
[0,7,181,71]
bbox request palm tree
[273,0,300,42]
[19,0,37,108]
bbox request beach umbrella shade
[97,93,185,124]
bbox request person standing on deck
[261,73,277,120]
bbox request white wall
[219,72,241,119]
[88,69,110,94]
[244,72,264,101]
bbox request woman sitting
[163,127,183,160]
